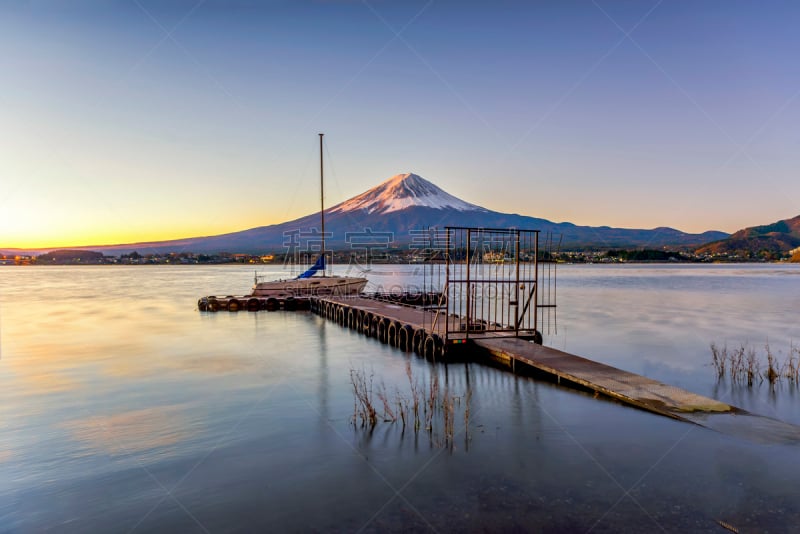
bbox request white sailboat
[250,134,368,298]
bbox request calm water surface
[1,264,799,532]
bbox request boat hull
[251,276,367,298]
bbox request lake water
[1,263,799,532]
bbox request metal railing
[430,227,558,346]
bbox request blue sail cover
[296,255,325,279]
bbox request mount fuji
[329,173,487,215]
[28,173,728,254]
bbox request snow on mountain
[329,173,486,215]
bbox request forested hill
[35,250,106,264]
[696,215,800,260]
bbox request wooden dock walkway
[315,295,731,416]
[312,296,800,443]
[472,336,732,418]
[312,295,453,357]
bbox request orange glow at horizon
[0,223,265,250]
[2,209,739,250]
[0,211,290,250]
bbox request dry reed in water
[350,366,377,427]
[710,341,799,389]
[406,361,421,431]
[745,346,759,386]
[786,344,799,383]
[710,343,727,379]
[350,361,473,450]
[376,382,396,423]
[765,344,779,386]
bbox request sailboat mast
[319,133,325,275]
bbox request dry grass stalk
[765,344,779,386]
[396,393,407,429]
[350,366,377,427]
[406,361,421,431]
[442,386,459,449]
[785,343,799,383]
[710,343,727,379]
[710,341,800,389]
[745,346,759,386]
[376,382,396,423]
[730,345,745,383]
[350,363,473,451]
[425,373,439,432]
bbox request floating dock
[471,336,732,418]
[198,226,800,442]
[197,225,735,422]
[197,295,310,312]
[307,295,800,443]
[311,295,731,418]
[196,292,441,313]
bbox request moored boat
[249,133,368,298]
[251,256,367,298]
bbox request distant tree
[603,249,682,261]
[36,249,104,263]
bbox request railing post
[514,229,520,337]
[445,228,451,344]
[534,231,539,337]
[465,228,471,342]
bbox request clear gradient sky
[2,0,799,249]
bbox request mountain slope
[696,215,800,258]
[330,173,486,214]
[13,173,729,255]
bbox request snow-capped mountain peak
[330,173,486,215]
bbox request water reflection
[61,405,192,457]
[0,264,799,531]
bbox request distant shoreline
[3,246,797,266]
[3,259,796,267]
